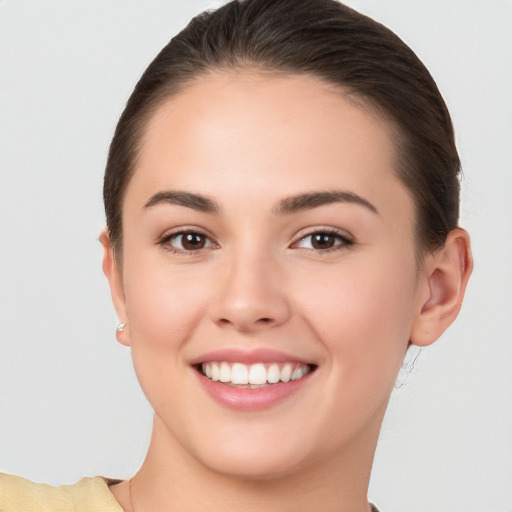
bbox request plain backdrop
[0,1,511,511]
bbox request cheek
[121,251,211,364]
[296,255,418,384]
[121,261,213,416]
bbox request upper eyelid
[159,226,216,242]
[292,226,354,243]
[157,225,354,248]
[158,230,219,256]
[157,228,218,254]
[289,229,355,254]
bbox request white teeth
[291,366,304,381]
[231,363,249,385]
[211,362,220,381]
[249,363,267,385]
[219,362,231,383]
[280,364,292,383]
[200,361,311,386]
[267,363,280,384]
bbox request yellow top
[0,473,124,512]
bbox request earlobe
[410,228,473,347]
[99,229,131,347]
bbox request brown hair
[104,0,460,257]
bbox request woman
[0,0,473,510]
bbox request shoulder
[0,473,124,512]
[0,473,66,512]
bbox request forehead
[127,70,412,219]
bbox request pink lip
[195,370,314,411]
[189,348,312,365]
[190,348,316,411]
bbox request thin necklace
[128,478,136,512]
[127,476,378,512]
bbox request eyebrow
[143,189,378,216]
[144,190,220,214]
[274,190,378,215]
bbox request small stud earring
[117,323,127,332]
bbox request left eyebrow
[144,190,220,214]
[274,190,379,215]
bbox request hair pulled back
[104,0,461,257]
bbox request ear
[410,228,473,347]
[100,229,130,347]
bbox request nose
[210,252,291,333]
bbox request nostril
[258,318,271,323]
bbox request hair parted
[104,0,461,258]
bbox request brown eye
[165,231,215,252]
[181,233,206,250]
[311,233,336,250]
[294,231,352,252]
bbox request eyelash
[158,228,354,255]
[158,229,218,255]
[292,228,354,254]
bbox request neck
[125,414,381,512]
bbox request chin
[199,448,309,482]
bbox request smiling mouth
[198,362,316,388]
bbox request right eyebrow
[274,190,379,215]
[144,190,220,214]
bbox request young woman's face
[115,72,429,478]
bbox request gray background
[0,1,511,511]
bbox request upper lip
[189,348,314,366]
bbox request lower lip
[195,370,313,411]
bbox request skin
[101,71,472,512]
